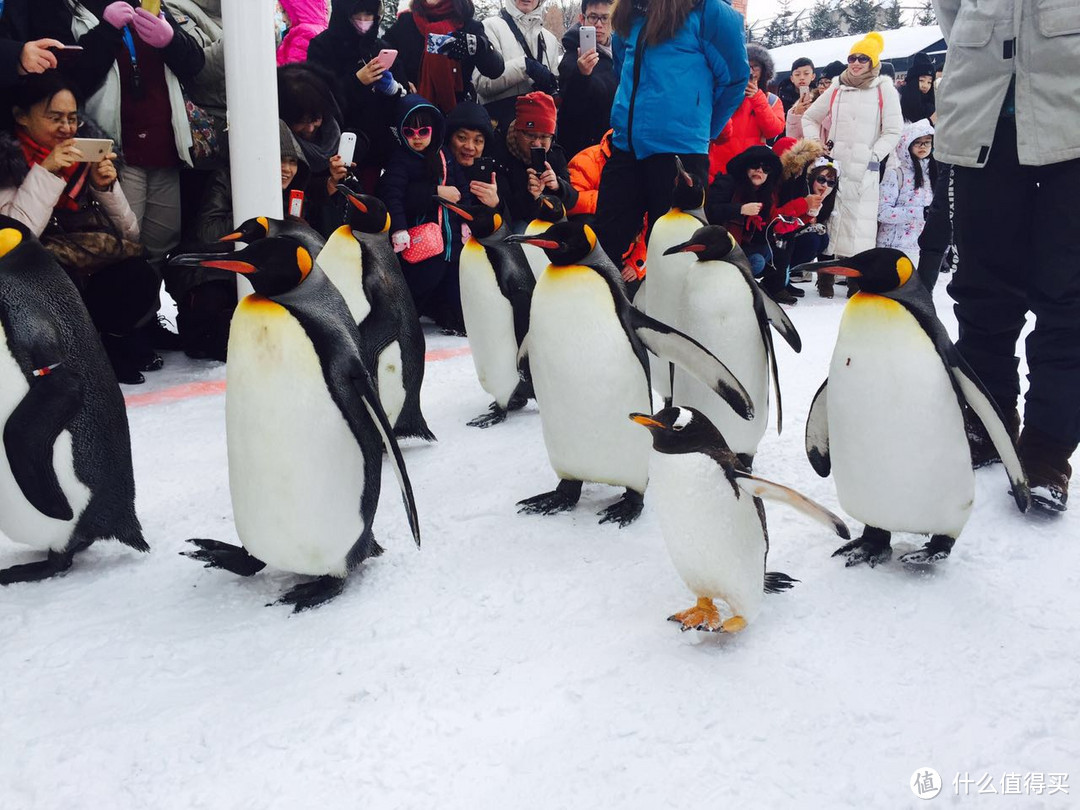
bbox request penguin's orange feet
[668,597,722,632]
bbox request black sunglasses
[813,176,837,187]
[746,162,771,172]
[847,54,871,64]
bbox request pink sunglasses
[403,126,432,139]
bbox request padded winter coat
[800,73,902,256]
[935,0,1080,167]
[474,0,562,106]
[877,119,935,261]
[706,89,785,179]
[276,0,328,65]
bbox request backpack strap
[499,9,537,61]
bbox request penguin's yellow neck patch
[462,238,484,257]
[896,256,914,286]
[845,291,904,315]
[239,294,284,313]
[0,228,23,258]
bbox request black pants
[916,162,953,291]
[951,116,1080,443]
[594,148,709,271]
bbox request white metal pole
[221,0,282,295]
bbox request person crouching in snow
[876,119,936,267]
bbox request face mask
[353,19,374,34]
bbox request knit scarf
[839,63,880,90]
[18,130,89,211]
[413,0,464,113]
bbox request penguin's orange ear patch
[583,225,597,253]
[896,255,914,286]
[0,227,23,258]
[492,212,503,231]
[296,247,313,280]
[257,216,269,233]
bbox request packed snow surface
[3,284,1077,808]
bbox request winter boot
[785,282,805,298]
[966,406,1020,469]
[177,281,236,361]
[760,263,797,305]
[816,273,834,298]
[1017,425,1075,512]
[101,333,148,385]
[846,277,861,298]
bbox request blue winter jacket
[610,0,749,159]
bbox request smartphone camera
[530,146,547,174]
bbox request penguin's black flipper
[757,290,802,352]
[763,326,783,436]
[183,539,266,576]
[277,575,346,613]
[3,364,82,521]
[805,380,831,477]
[733,472,850,539]
[628,309,754,421]
[492,247,535,350]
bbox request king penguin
[438,198,535,428]
[172,236,421,611]
[643,158,708,404]
[631,406,849,633]
[521,195,567,280]
[0,217,146,583]
[664,225,802,469]
[796,249,1030,566]
[505,221,754,526]
[218,214,326,258]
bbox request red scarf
[412,0,464,113]
[18,130,89,212]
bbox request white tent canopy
[768,25,945,73]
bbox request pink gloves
[131,7,174,48]
[391,231,411,253]
[102,1,136,30]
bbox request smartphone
[374,49,398,70]
[337,131,357,166]
[530,146,547,174]
[469,156,497,184]
[288,190,305,218]
[426,32,454,55]
[799,84,810,97]
[140,0,162,15]
[579,25,596,54]
[49,45,84,63]
[70,138,113,162]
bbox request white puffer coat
[877,118,935,263]
[801,73,902,257]
[475,0,562,106]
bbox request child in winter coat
[877,119,935,266]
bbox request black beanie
[445,101,495,143]
[822,60,845,79]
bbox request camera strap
[500,9,544,65]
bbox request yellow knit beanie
[850,32,885,67]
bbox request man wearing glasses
[556,0,618,160]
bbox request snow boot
[1017,425,1074,512]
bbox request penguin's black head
[663,225,736,263]
[792,248,918,295]
[436,197,505,240]
[0,216,34,261]
[173,236,315,298]
[533,194,566,223]
[630,407,731,455]
[670,156,706,211]
[504,220,597,267]
[340,185,391,234]
[220,216,274,244]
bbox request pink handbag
[401,151,447,264]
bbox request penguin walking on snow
[438,198,535,428]
[521,195,567,280]
[172,236,420,611]
[664,225,802,469]
[505,221,754,527]
[797,249,1030,567]
[0,217,146,583]
[631,406,849,633]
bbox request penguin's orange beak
[663,240,705,256]
[629,413,665,429]
[813,265,862,277]
[504,234,559,249]
[199,260,256,275]
[346,194,368,213]
[219,231,243,241]
[436,197,472,221]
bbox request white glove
[392,230,411,253]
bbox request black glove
[441,30,478,61]
[524,57,558,94]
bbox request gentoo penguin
[795,249,1030,566]
[505,221,754,526]
[631,406,849,632]
[644,158,708,404]
[0,217,146,583]
[172,236,420,611]
[521,195,567,280]
[322,186,434,441]
[664,225,802,468]
[437,198,535,428]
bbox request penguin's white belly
[645,212,700,398]
[522,220,550,280]
[829,294,973,536]
[650,452,765,620]
[459,239,521,407]
[317,227,372,325]
[226,297,367,576]
[375,340,405,428]
[674,265,769,456]
[0,324,91,552]
[530,267,650,491]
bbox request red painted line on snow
[124,345,473,409]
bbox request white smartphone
[337,131,357,166]
[579,25,596,54]
[70,138,113,162]
[799,84,810,97]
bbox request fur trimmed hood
[780,138,828,181]
[745,43,775,88]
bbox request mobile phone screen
[530,147,547,174]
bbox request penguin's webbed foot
[597,488,644,527]
[183,538,267,577]
[276,575,346,613]
[467,403,507,429]
[0,549,74,585]
[517,479,583,516]
[832,526,893,568]
[668,598,747,633]
[898,534,955,566]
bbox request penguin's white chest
[645,211,700,398]
[225,297,368,576]
[0,323,90,552]
[458,239,520,407]
[674,263,769,456]
[829,294,973,536]
[522,220,551,280]
[529,267,651,491]
[317,227,372,325]
[649,451,766,620]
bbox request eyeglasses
[45,112,81,127]
[402,126,433,139]
[813,176,837,187]
[746,162,771,172]
[584,13,610,24]
[520,131,553,145]
[847,54,871,64]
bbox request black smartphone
[49,45,84,63]
[530,146,547,174]
[470,156,497,184]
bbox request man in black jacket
[556,0,617,161]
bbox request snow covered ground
[3,282,1077,809]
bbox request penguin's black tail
[764,571,799,594]
[117,531,150,553]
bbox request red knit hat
[515,92,557,135]
[772,137,798,157]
